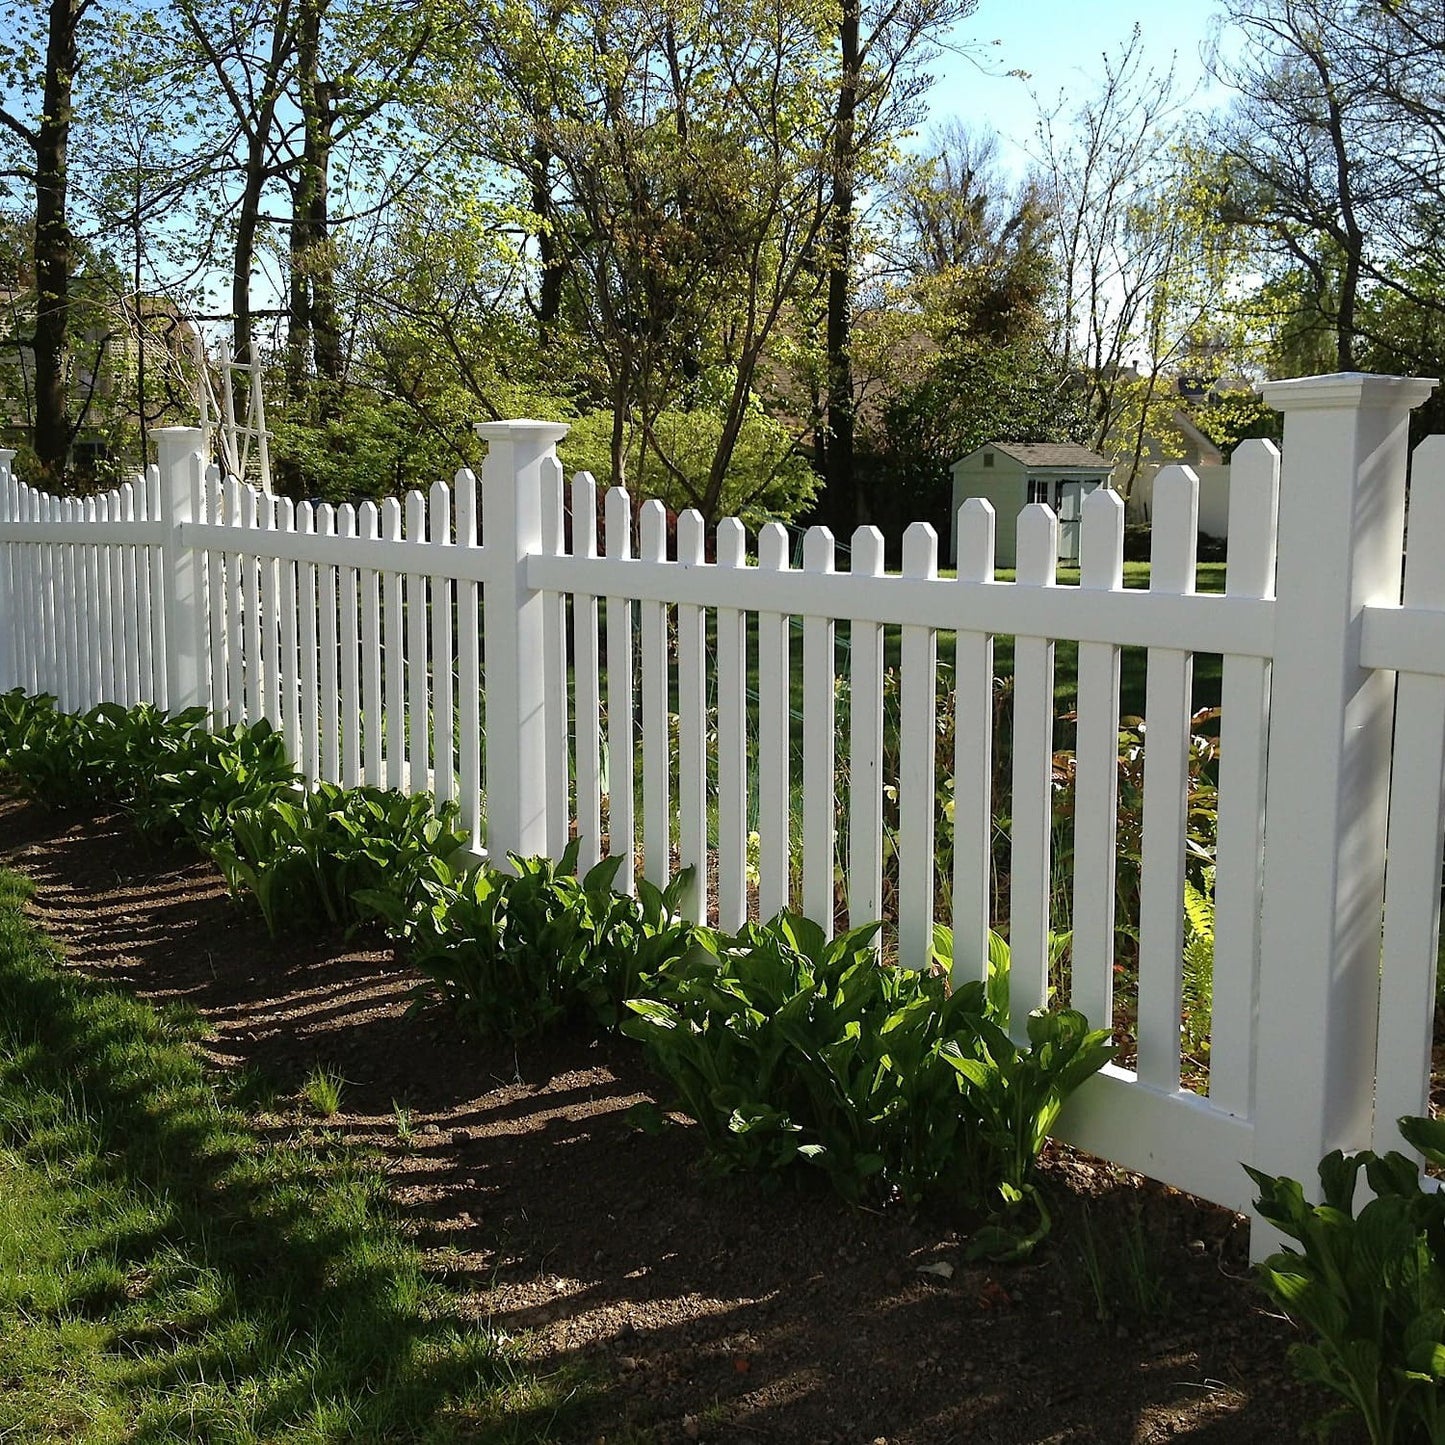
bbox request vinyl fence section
[0,377,1441,1253]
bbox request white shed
[950,442,1115,569]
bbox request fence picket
[1010,504,1059,1026]
[14,485,33,694]
[899,523,938,968]
[715,517,748,931]
[65,496,83,706]
[639,500,670,888]
[68,499,86,708]
[240,485,263,722]
[338,504,362,789]
[848,527,886,942]
[540,458,567,855]
[802,527,837,935]
[1211,440,1279,1117]
[572,476,603,873]
[95,494,115,704]
[676,510,707,921]
[604,486,636,892]
[316,503,340,783]
[454,471,482,850]
[202,475,226,725]
[1136,465,1200,1093]
[60,498,79,710]
[221,480,244,724]
[82,496,101,708]
[104,489,123,704]
[1070,488,1125,1025]
[951,499,996,986]
[276,496,300,761]
[430,480,457,810]
[261,491,283,728]
[757,522,791,920]
[144,469,164,706]
[123,482,144,707]
[358,502,383,786]
[297,502,320,783]
[34,491,50,698]
[404,491,430,795]
[381,497,404,790]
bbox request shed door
[1057,481,1085,563]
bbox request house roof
[988,442,1114,469]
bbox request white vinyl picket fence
[1,376,1443,1252]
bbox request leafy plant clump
[1248,1116,1445,1445]
[623,914,1112,1254]
[368,839,699,1040]
[209,782,472,937]
[0,689,100,807]
[0,691,301,849]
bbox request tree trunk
[32,0,85,485]
[530,140,565,346]
[821,0,861,534]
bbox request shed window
[1027,479,1049,504]
[983,452,995,468]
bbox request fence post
[0,449,14,694]
[1251,372,1435,1248]
[474,419,571,865]
[152,427,206,714]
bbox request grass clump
[0,867,580,1443]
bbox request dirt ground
[0,791,1357,1445]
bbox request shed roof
[988,441,1114,469]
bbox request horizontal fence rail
[0,372,1442,1249]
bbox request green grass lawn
[0,868,577,1444]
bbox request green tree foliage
[849,127,1085,541]
[1210,0,1445,419]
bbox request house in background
[1120,407,1232,540]
[949,441,1115,568]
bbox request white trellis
[195,334,272,492]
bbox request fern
[1181,866,1215,1062]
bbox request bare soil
[0,791,1355,1445]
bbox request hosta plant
[623,914,1112,1253]
[1248,1116,1445,1445]
[209,783,470,937]
[129,717,301,847]
[368,841,697,1040]
[0,689,98,806]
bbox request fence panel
[6,374,1445,1251]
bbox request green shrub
[138,717,301,848]
[0,693,300,848]
[1248,1116,1445,1444]
[623,914,1112,1253]
[368,840,698,1040]
[208,783,470,937]
[0,689,97,806]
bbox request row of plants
[3,689,1442,1439]
[0,689,1112,1257]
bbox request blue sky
[921,2,1232,171]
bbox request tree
[471,0,834,521]
[814,0,977,535]
[1037,34,1248,494]
[849,126,1082,541]
[0,0,100,482]
[1207,0,1397,372]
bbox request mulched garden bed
[0,790,1354,1444]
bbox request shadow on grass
[0,868,588,1444]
